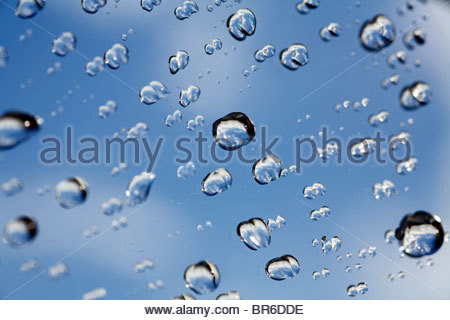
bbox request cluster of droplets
[187,115,204,131]
[320,22,342,42]
[334,97,369,112]
[169,50,189,74]
[104,43,129,69]
[101,197,123,216]
[400,81,432,110]
[196,220,213,232]
[397,157,418,175]
[134,259,155,273]
[52,32,77,57]
[312,268,330,280]
[381,73,400,90]
[267,215,286,232]
[387,50,407,68]
[350,138,376,158]
[373,180,395,200]
[1,177,24,196]
[303,182,326,200]
[86,56,105,77]
[296,0,320,14]
[127,122,148,138]
[81,0,106,14]
[140,81,169,105]
[310,206,331,221]
[111,162,128,177]
[204,39,222,55]
[174,1,199,20]
[347,282,368,297]
[111,216,128,231]
[369,110,390,126]
[317,142,339,160]
[403,28,426,50]
[179,85,201,107]
[98,100,118,119]
[165,110,182,127]
[316,236,341,254]
[254,44,275,62]
[359,14,396,51]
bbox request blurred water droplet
[373,180,395,200]
[216,291,241,300]
[48,263,69,279]
[0,46,8,68]
[385,230,395,243]
[1,177,24,196]
[369,111,389,126]
[86,56,105,76]
[98,100,117,119]
[52,32,76,56]
[0,111,41,149]
[134,259,155,273]
[3,216,38,247]
[82,287,106,300]
[16,0,45,18]
[20,258,39,272]
[101,197,122,216]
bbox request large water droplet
[125,172,156,206]
[201,168,232,196]
[359,14,396,51]
[3,216,38,247]
[55,177,89,209]
[395,211,445,257]
[400,82,432,110]
[280,44,309,70]
[237,218,271,250]
[174,1,199,20]
[253,154,282,185]
[265,255,300,281]
[179,85,200,107]
[184,260,220,294]
[16,0,45,18]
[140,81,169,104]
[212,112,255,151]
[104,43,129,69]
[169,50,189,74]
[227,8,256,41]
[81,0,106,13]
[0,111,40,149]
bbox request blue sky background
[0,0,450,299]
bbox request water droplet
[179,85,200,107]
[296,0,320,14]
[322,268,330,277]
[127,122,148,138]
[398,271,405,279]
[201,168,232,196]
[82,287,106,300]
[320,22,342,41]
[355,263,362,270]
[140,0,161,12]
[184,260,220,294]
[98,100,118,119]
[395,211,445,257]
[1,177,24,196]
[265,255,300,281]
[373,180,395,200]
[310,206,331,221]
[55,177,89,209]
[134,259,155,273]
[140,81,169,104]
[385,230,395,243]
[280,44,309,70]
[252,154,282,185]
[369,110,389,126]
[0,46,8,68]
[169,50,189,74]
[16,0,45,18]
[350,138,376,158]
[52,32,76,56]
[403,28,426,50]
[177,161,196,179]
[254,44,276,62]
[125,172,156,206]
[212,112,255,151]
[397,157,418,175]
[359,14,396,51]
[345,266,352,273]
[237,218,271,250]
[303,182,326,199]
[174,1,199,20]
[20,258,39,272]
[400,82,432,110]
[357,282,368,294]
[165,110,182,127]
[312,238,319,247]
[82,0,106,14]
[48,263,69,279]
[104,43,129,69]
[86,56,105,76]
[216,291,241,300]
[101,197,122,216]
[312,271,321,280]
[3,216,38,247]
[227,8,256,41]
[0,111,41,149]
